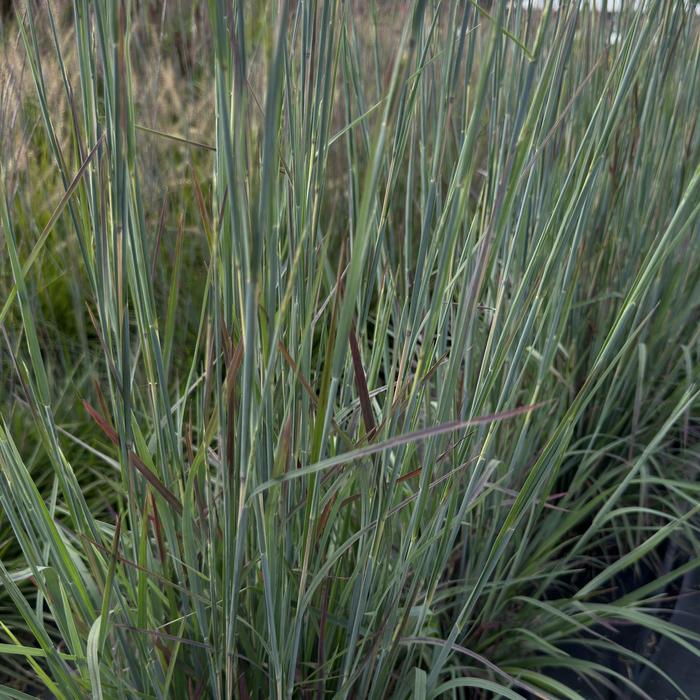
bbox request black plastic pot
[537,545,700,699]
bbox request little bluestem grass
[1,1,699,698]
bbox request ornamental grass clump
[1,1,699,698]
